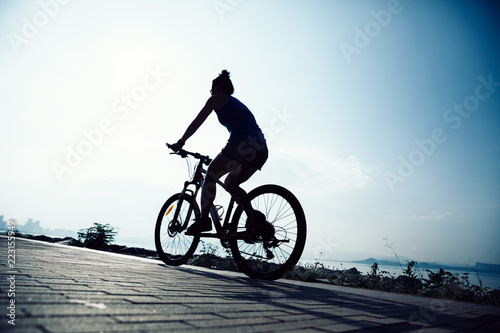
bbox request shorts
[220,137,268,170]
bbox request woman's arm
[178,103,212,145]
[174,95,226,149]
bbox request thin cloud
[410,211,453,220]
[268,144,373,197]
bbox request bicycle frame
[171,150,249,240]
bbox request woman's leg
[187,154,239,234]
[201,154,240,216]
[234,165,259,185]
[230,143,269,188]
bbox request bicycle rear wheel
[155,193,200,266]
[229,184,306,280]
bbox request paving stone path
[0,236,499,332]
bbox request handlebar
[166,143,212,165]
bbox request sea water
[299,259,500,289]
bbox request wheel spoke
[230,185,306,280]
[155,194,200,266]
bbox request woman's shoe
[246,210,274,240]
[186,216,212,235]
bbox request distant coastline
[348,257,500,275]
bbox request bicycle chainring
[167,220,184,236]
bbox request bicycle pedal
[265,249,274,260]
[220,231,233,248]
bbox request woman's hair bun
[213,69,234,94]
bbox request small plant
[465,263,483,289]
[403,260,420,279]
[370,262,379,276]
[368,262,382,289]
[77,223,116,248]
[395,260,423,294]
[383,237,404,272]
[199,240,218,255]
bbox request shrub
[77,223,116,248]
[286,262,332,282]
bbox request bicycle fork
[170,181,199,233]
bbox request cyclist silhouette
[170,70,268,235]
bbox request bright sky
[1,0,499,265]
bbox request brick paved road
[1,236,499,332]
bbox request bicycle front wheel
[229,184,307,280]
[155,193,200,266]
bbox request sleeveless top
[215,96,266,142]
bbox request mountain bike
[155,143,307,280]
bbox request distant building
[21,218,44,234]
[475,262,500,273]
[0,215,6,230]
[1,214,78,239]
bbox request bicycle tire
[229,184,306,280]
[155,193,200,266]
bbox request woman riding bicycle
[170,70,268,235]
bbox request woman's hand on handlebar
[166,142,211,163]
[169,140,185,152]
